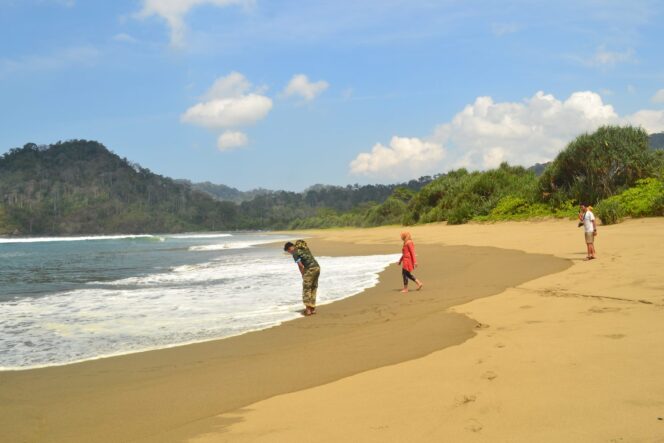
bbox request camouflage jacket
[293,239,319,269]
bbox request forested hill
[0,141,238,235]
[0,140,430,235]
[650,132,664,150]
[176,180,273,203]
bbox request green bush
[595,199,623,225]
[447,202,475,225]
[407,163,540,224]
[363,197,408,226]
[595,178,664,224]
[490,196,529,216]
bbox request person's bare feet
[417,282,423,291]
[400,288,409,293]
[303,307,316,316]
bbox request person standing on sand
[284,240,320,316]
[580,203,597,260]
[398,231,423,293]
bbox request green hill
[176,180,274,203]
[0,140,432,235]
[650,132,664,150]
[0,140,238,235]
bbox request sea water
[0,233,399,370]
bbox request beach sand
[194,218,664,443]
[2,218,663,442]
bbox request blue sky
[1,0,663,191]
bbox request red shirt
[399,240,416,272]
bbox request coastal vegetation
[1,127,662,235]
[292,126,662,228]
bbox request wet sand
[0,239,569,442]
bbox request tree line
[1,127,662,236]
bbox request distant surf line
[0,233,235,244]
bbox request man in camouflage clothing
[284,240,320,316]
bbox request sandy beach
[2,218,663,442]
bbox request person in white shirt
[579,203,597,260]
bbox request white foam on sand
[0,252,399,370]
[188,238,284,251]
[169,233,233,239]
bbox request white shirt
[583,210,595,233]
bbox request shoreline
[0,247,397,373]
[0,238,570,442]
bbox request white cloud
[135,0,252,47]
[349,136,445,180]
[217,130,248,151]
[204,71,252,99]
[182,93,272,128]
[651,89,664,104]
[349,90,664,178]
[625,110,664,133]
[182,72,272,152]
[181,72,272,129]
[282,74,329,101]
[432,91,625,170]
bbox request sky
[1,0,663,191]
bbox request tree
[539,125,660,204]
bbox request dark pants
[402,269,417,286]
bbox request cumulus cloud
[135,0,251,46]
[203,71,252,99]
[431,91,626,170]
[217,130,248,151]
[651,89,664,104]
[181,72,272,129]
[181,94,272,128]
[282,74,329,101]
[349,90,664,178]
[349,136,445,180]
[625,110,664,133]
[181,72,271,152]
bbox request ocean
[0,233,398,370]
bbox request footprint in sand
[465,419,483,433]
[588,306,622,314]
[482,371,498,381]
[455,394,477,406]
[603,334,626,339]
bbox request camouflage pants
[302,266,320,308]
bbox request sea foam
[0,249,399,370]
